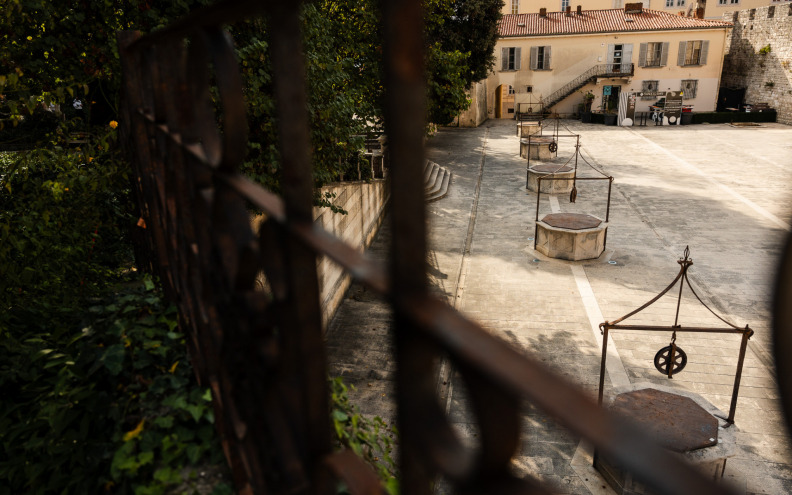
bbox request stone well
[535,213,606,261]
[516,121,542,138]
[526,164,574,194]
[520,136,556,160]
[594,383,736,495]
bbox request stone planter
[604,113,618,126]
[581,111,592,123]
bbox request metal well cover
[611,388,718,453]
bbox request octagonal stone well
[535,213,606,261]
[526,164,574,194]
[520,136,556,160]
[516,121,541,138]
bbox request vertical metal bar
[598,325,609,408]
[526,133,532,186]
[728,331,750,423]
[674,266,687,327]
[605,176,613,222]
[268,1,332,480]
[381,0,431,492]
[535,180,541,222]
[574,136,579,176]
[594,324,609,468]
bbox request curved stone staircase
[424,160,452,202]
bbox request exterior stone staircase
[542,63,634,111]
[424,160,451,202]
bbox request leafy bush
[0,130,132,326]
[0,275,232,495]
[691,111,777,124]
[330,377,398,495]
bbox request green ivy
[330,377,399,495]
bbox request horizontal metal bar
[536,176,611,181]
[603,324,751,335]
[216,173,389,295]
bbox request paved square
[328,119,792,494]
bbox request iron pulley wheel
[654,345,687,376]
[548,141,558,153]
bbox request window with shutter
[645,42,663,67]
[501,47,520,71]
[680,40,708,65]
[511,0,519,14]
[531,46,551,70]
[681,79,698,99]
[642,80,658,100]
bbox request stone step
[422,160,451,202]
[423,160,437,183]
[425,161,441,190]
[426,168,452,203]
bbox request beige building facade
[484,6,732,119]
[504,0,705,16]
[503,0,792,19]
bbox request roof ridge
[498,8,732,37]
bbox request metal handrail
[543,63,634,110]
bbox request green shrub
[691,111,777,124]
[0,275,232,495]
[330,377,398,495]
[0,132,133,327]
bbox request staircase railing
[543,63,634,111]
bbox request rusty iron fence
[118,1,750,493]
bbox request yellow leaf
[169,361,179,374]
[123,419,145,442]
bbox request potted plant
[580,91,595,123]
[603,110,618,126]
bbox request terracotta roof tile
[499,9,732,37]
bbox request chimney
[624,2,643,14]
[576,5,582,14]
[539,7,547,16]
[566,5,572,15]
[695,7,704,18]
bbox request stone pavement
[326,118,792,494]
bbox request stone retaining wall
[722,5,792,124]
[314,179,389,327]
[457,80,489,127]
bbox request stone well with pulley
[530,131,613,261]
[595,248,753,494]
